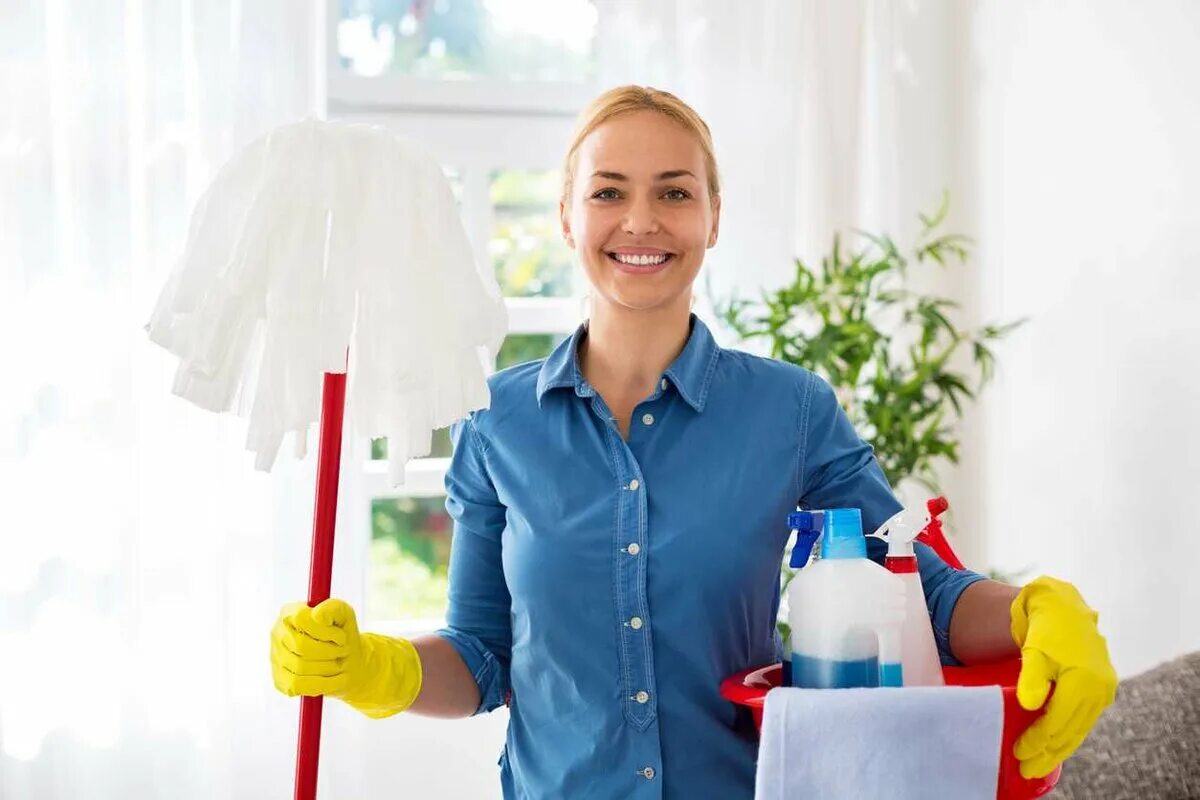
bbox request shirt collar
[535,314,720,412]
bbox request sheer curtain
[0,2,323,798]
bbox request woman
[271,86,1117,798]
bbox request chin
[597,285,692,314]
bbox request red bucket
[719,658,1060,799]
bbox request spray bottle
[785,508,906,688]
[869,505,945,686]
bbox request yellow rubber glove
[270,598,423,719]
[1011,576,1118,779]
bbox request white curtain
[0,2,323,797]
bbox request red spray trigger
[914,496,966,570]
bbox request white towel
[754,685,1003,800]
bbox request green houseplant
[715,196,1024,635]
[718,195,1022,493]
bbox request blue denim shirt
[437,315,985,800]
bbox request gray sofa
[1054,650,1199,799]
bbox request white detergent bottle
[870,506,945,687]
[785,508,906,688]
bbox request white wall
[960,0,1200,677]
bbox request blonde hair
[561,85,721,205]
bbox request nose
[622,194,661,236]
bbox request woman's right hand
[270,598,423,717]
[271,598,365,698]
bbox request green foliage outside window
[491,170,576,298]
[498,333,567,369]
[369,497,453,619]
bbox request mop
[145,118,507,799]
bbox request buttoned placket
[578,378,664,795]
[583,388,657,727]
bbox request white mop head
[146,118,508,485]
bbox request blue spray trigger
[788,510,824,568]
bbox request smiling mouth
[606,252,675,270]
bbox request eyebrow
[590,170,697,181]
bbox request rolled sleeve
[436,415,512,715]
[434,627,509,714]
[798,372,987,665]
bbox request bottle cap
[819,508,866,560]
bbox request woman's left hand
[1010,576,1119,779]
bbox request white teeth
[613,253,669,266]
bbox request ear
[560,200,576,249]
[707,194,721,249]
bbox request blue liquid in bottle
[791,653,880,689]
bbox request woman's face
[561,110,720,315]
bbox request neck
[580,293,693,399]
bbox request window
[334,0,598,624]
[337,0,599,83]
[369,496,453,622]
[491,169,577,298]
[329,0,600,114]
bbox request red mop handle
[294,368,348,800]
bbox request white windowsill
[368,616,449,637]
[505,296,584,333]
[363,457,451,498]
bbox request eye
[591,187,621,200]
[663,188,691,201]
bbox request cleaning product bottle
[785,508,906,688]
[869,505,945,687]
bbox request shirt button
[629,616,643,630]
[660,378,668,391]
[626,543,641,555]
[635,690,650,704]
[628,479,640,491]
[641,767,656,780]
[641,413,655,426]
